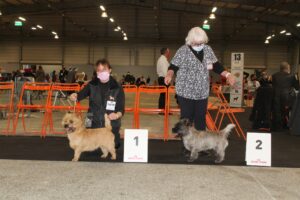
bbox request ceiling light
[297,23,300,27]
[18,16,26,21]
[36,25,43,29]
[100,5,106,11]
[124,36,128,41]
[123,33,127,36]
[209,13,215,19]
[31,27,37,30]
[54,35,59,39]
[212,7,217,13]
[203,20,208,24]
[117,26,121,30]
[109,18,114,22]
[265,40,269,44]
[52,31,57,35]
[101,12,108,18]
[271,34,275,37]
[266,36,272,40]
[114,28,119,32]
[280,30,286,34]
[286,32,291,36]
[0,11,2,16]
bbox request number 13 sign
[123,129,148,163]
[246,132,271,167]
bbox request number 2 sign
[123,129,148,163]
[246,132,271,167]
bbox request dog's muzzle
[64,124,75,132]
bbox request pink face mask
[97,71,110,83]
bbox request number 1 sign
[246,132,271,167]
[123,129,148,163]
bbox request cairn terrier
[172,119,235,163]
[62,112,116,161]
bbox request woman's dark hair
[160,47,168,55]
[95,59,112,69]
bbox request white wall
[0,40,292,83]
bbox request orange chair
[13,82,52,136]
[211,85,246,140]
[167,86,217,132]
[122,85,138,128]
[0,82,14,134]
[46,83,81,134]
[136,86,168,140]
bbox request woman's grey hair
[185,27,209,46]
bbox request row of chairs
[0,82,245,140]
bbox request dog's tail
[220,124,236,138]
[104,114,112,131]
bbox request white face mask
[192,44,204,52]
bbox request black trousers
[158,77,166,109]
[272,93,290,130]
[177,96,208,131]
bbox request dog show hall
[0,0,300,199]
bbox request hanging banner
[230,52,244,107]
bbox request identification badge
[106,101,116,111]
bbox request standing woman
[70,59,125,148]
[165,27,235,131]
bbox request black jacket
[272,72,299,107]
[77,76,125,128]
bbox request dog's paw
[111,156,116,160]
[101,155,108,159]
[214,159,223,164]
[187,158,195,163]
[72,158,78,162]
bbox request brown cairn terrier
[62,112,116,161]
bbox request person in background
[69,59,125,149]
[140,76,146,85]
[66,68,76,83]
[76,72,86,86]
[146,76,151,85]
[272,62,299,131]
[250,71,273,129]
[157,47,170,110]
[24,68,35,79]
[247,74,260,102]
[59,67,68,83]
[51,70,57,83]
[165,27,235,131]
[35,66,46,82]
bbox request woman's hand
[108,112,120,120]
[164,70,174,85]
[69,93,77,102]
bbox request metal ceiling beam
[154,0,161,40]
[38,0,95,38]
[2,0,299,25]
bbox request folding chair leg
[13,109,21,134]
[21,109,27,133]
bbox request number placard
[246,132,271,167]
[123,129,148,163]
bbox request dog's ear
[186,120,192,127]
[181,118,192,127]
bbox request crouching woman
[69,59,125,149]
